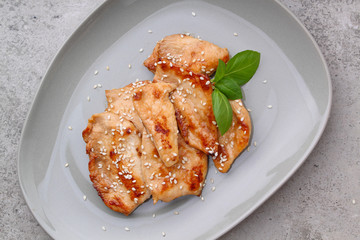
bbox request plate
[18,0,331,239]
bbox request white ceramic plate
[18,1,331,239]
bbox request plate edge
[17,1,111,238]
[212,1,333,239]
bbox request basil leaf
[212,59,226,82]
[210,49,260,135]
[224,50,260,85]
[212,88,233,135]
[215,78,243,100]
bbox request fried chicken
[169,67,218,156]
[105,81,150,133]
[82,112,151,215]
[132,82,179,167]
[141,132,207,204]
[82,33,252,216]
[144,33,229,77]
[213,100,251,173]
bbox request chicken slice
[144,34,229,76]
[213,100,252,173]
[152,61,183,86]
[105,81,150,133]
[132,82,179,167]
[141,132,208,204]
[82,112,151,215]
[170,68,218,155]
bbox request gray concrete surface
[0,0,359,239]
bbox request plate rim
[17,0,332,239]
[17,1,111,238]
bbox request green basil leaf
[212,88,233,135]
[215,78,243,100]
[212,59,226,83]
[224,50,260,85]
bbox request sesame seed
[106,66,110,71]
[83,195,87,201]
[139,48,144,53]
[352,199,356,204]
[148,29,152,33]
[263,80,267,84]
[97,84,102,88]
[211,186,216,192]
[210,178,214,184]
[64,163,69,167]
[94,70,98,75]
[254,141,257,147]
[124,227,130,231]
[233,32,238,36]
[153,213,156,218]
[205,81,210,85]
[87,96,90,101]
[102,226,106,231]
[174,211,179,215]
[93,84,98,89]
[68,126,72,130]
[191,11,196,17]
[267,105,273,109]
[200,196,205,201]
[128,64,132,69]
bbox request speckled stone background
[0,0,359,239]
